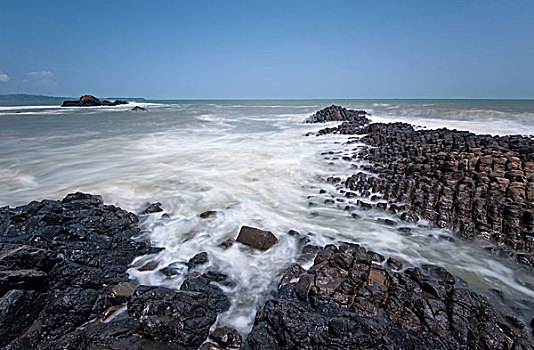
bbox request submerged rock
[236,226,278,251]
[200,210,217,219]
[131,106,148,111]
[188,252,209,270]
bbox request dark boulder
[236,226,278,251]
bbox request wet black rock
[244,243,533,349]
[128,285,222,346]
[180,273,231,313]
[210,327,243,348]
[61,95,128,107]
[305,105,369,124]
[188,251,209,270]
[200,210,217,219]
[140,202,164,214]
[237,226,278,251]
[0,193,229,349]
[160,261,187,276]
[131,106,148,111]
[307,106,534,267]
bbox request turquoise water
[0,98,533,333]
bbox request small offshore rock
[200,210,217,219]
[61,95,128,107]
[236,226,278,251]
[131,106,148,111]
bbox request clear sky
[1,0,533,99]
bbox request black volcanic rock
[244,243,533,349]
[61,95,128,107]
[307,106,534,267]
[305,105,369,124]
[0,193,229,349]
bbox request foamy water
[1,99,533,334]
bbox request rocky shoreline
[0,105,533,349]
[305,105,534,268]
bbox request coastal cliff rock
[307,106,534,267]
[0,193,229,349]
[61,95,128,107]
[244,243,533,349]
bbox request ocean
[1,98,533,333]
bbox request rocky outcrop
[61,95,128,107]
[307,107,534,267]
[237,226,278,251]
[304,105,369,124]
[244,243,533,349]
[0,193,229,349]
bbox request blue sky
[1,0,533,99]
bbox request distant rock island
[61,95,129,107]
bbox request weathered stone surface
[237,226,278,251]
[210,327,243,348]
[0,193,229,349]
[244,243,533,349]
[108,282,138,305]
[128,285,222,346]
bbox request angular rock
[236,226,278,251]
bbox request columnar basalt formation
[307,106,534,267]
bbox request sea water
[1,99,533,333]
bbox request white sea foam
[0,100,532,334]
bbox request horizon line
[1,93,534,101]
